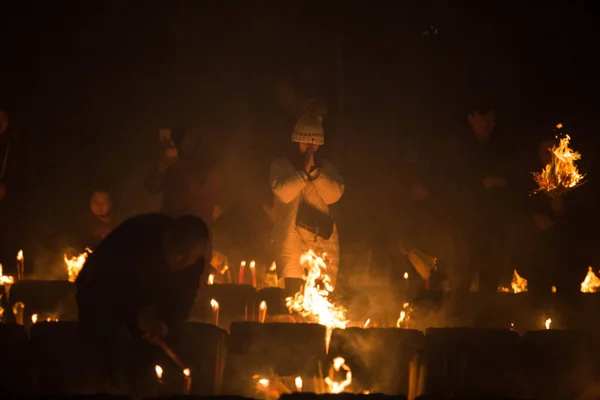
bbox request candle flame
[551,286,557,293]
[210,299,219,311]
[249,260,256,269]
[403,272,409,280]
[295,376,303,391]
[545,318,552,330]
[208,274,214,285]
[259,300,267,310]
[31,314,38,324]
[183,368,191,377]
[155,365,163,379]
[241,261,247,267]
[269,262,277,271]
[16,250,23,261]
[363,318,370,328]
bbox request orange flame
[285,250,347,351]
[581,267,600,293]
[16,250,23,261]
[325,357,352,394]
[0,264,14,285]
[533,134,585,196]
[64,248,92,282]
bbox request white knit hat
[291,113,324,145]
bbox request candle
[403,272,410,292]
[16,250,24,281]
[31,314,38,324]
[258,300,267,323]
[250,260,257,288]
[155,364,164,395]
[210,299,220,326]
[183,368,192,395]
[0,263,15,301]
[239,261,246,284]
[13,302,24,325]
[208,274,214,285]
[295,377,303,392]
[545,318,552,330]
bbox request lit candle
[183,368,192,395]
[239,261,246,284]
[295,376,303,392]
[250,260,257,288]
[210,299,220,326]
[31,314,38,324]
[155,365,164,395]
[16,250,24,281]
[208,274,214,285]
[258,300,267,323]
[0,263,15,300]
[403,271,409,292]
[12,302,24,325]
[545,318,552,330]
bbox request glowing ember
[533,132,585,196]
[325,357,352,394]
[155,365,163,380]
[551,286,557,293]
[64,249,92,282]
[581,267,600,293]
[286,250,347,351]
[295,376,303,392]
[396,302,412,328]
[545,318,552,330]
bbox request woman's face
[90,191,113,217]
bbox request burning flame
[259,300,266,310]
[552,286,557,293]
[285,250,347,351]
[0,264,14,285]
[269,262,277,272]
[31,314,38,324]
[325,357,352,394]
[581,267,600,293]
[16,250,23,261]
[533,133,585,196]
[64,248,92,282]
[396,302,412,328]
[183,368,191,377]
[210,299,219,311]
[295,377,303,391]
[258,378,269,388]
[155,365,163,380]
[249,260,256,269]
[403,272,409,280]
[208,274,214,285]
[499,269,528,293]
[363,318,370,328]
[545,318,552,330]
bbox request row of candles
[206,297,268,326]
[154,364,192,395]
[213,260,278,288]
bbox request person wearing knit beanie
[269,108,344,298]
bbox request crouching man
[76,213,209,395]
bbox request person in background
[76,213,209,395]
[270,107,344,298]
[78,189,117,249]
[447,104,512,294]
[145,128,221,226]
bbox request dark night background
[1,1,599,276]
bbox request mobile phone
[159,128,172,142]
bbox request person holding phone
[145,128,221,226]
[270,108,344,297]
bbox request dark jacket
[76,213,205,339]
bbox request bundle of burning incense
[533,129,585,197]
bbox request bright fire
[295,376,303,392]
[325,357,352,394]
[396,302,412,328]
[285,250,347,351]
[155,365,163,380]
[581,267,600,293]
[0,264,15,285]
[545,318,552,330]
[533,133,585,196]
[499,269,528,293]
[64,248,92,282]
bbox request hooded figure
[270,110,344,296]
